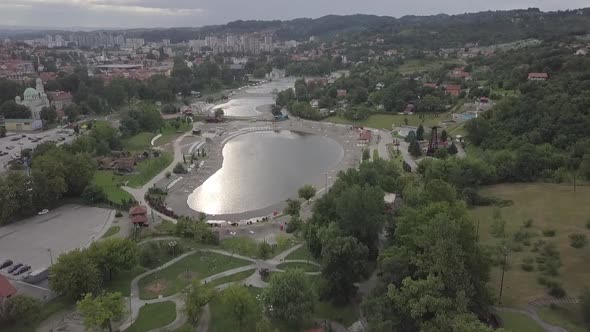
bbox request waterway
[187,130,343,215]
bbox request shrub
[542,229,556,237]
[545,280,566,298]
[532,239,546,252]
[165,171,171,179]
[147,186,167,196]
[2,295,42,324]
[81,184,108,204]
[523,219,534,228]
[490,217,506,238]
[173,163,187,174]
[115,211,123,218]
[513,229,532,243]
[521,257,535,272]
[569,233,588,249]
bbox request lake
[187,130,343,215]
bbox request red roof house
[0,275,17,299]
[445,84,462,96]
[129,205,148,225]
[359,129,372,142]
[336,89,347,98]
[528,72,548,81]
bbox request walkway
[122,132,192,224]
[118,240,320,332]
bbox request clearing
[138,251,251,299]
[125,301,176,332]
[471,183,590,307]
[92,171,133,204]
[397,58,464,75]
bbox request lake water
[211,96,274,117]
[187,130,343,215]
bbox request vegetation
[263,269,316,327]
[101,226,121,238]
[221,284,259,332]
[77,292,125,332]
[276,262,320,272]
[496,311,544,332]
[126,301,176,332]
[185,280,215,325]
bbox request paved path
[122,132,192,224]
[494,307,568,332]
[118,240,320,331]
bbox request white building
[15,79,49,121]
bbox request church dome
[23,88,39,98]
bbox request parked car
[7,263,23,273]
[38,209,49,215]
[14,265,30,275]
[0,260,12,269]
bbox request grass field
[125,301,176,332]
[91,171,133,204]
[497,311,544,332]
[221,235,297,259]
[277,262,320,272]
[122,132,154,151]
[138,252,251,299]
[284,245,316,262]
[101,226,120,238]
[207,268,256,287]
[398,58,464,75]
[323,113,449,130]
[538,304,587,332]
[154,122,191,146]
[471,183,590,307]
[125,152,173,188]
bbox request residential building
[445,84,462,96]
[129,205,149,226]
[528,72,548,81]
[47,91,73,115]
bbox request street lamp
[47,248,54,266]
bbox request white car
[37,209,49,215]
[249,230,255,234]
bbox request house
[575,49,588,56]
[310,99,319,109]
[423,83,438,89]
[528,72,548,81]
[375,82,385,90]
[336,89,347,98]
[129,205,148,226]
[47,91,73,117]
[0,274,17,306]
[3,119,43,131]
[445,84,462,96]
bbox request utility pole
[498,246,508,304]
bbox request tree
[222,285,259,332]
[448,142,458,155]
[263,269,316,327]
[320,236,369,303]
[258,240,273,259]
[162,104,177,114]
[0,101,30,119]
[434,147,449,159]
[214,108,224,119]
[409,139,422,158]
[82,184,107,204]
[88,238,138,282]
[580,153,590,180]
[185,280,215,325]
[49,249,102,300]
[0,126,5,138]
[362,149,371,161]
[63,153,96,196]
[441,129,448,142]
[77,292,125,332]
[256,318,279,332]
[298,185,316,201]
[416,124,425,141]
[1,295,41,324]
[284,198,301,217]
[40,106,57,123]
[32,154,68,208]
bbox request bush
[523,219,534,228]
[521,257,535,272]
[147,186,167,196]
[569,233,588,249]
[286,217,302,234]
[165,171,171,179]
[2,295,42,324]
[513,229,532,243]
[173,162,187,174]
[546,280,566,298]
[532,239,546,252]
[81,184,108,204]
[115,211,123,218]
[542,229,556,237]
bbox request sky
[0,0,587,29]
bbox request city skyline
[0,0,588,29]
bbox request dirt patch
[145,279,168,295]
[178,271,199,282]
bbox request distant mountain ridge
[2,8,589,47]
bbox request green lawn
[138,252,252,299]
[208,269,256,287]
[92,171,133,204]
[122,132,155,151]
[471,183,590,307]
[154,122,191,146]
[105,265,148,296]
[284,245,316,262]
[124,152,173,188]
[125,301,176,332]
[323,113,448,130]
[101,226,121,238]
[497,311,544,332]
[277,262,320,272]
[538,304,587,332]
[221,235,297,259]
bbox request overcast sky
[0,0,587,29]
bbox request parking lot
[0,204,114,281]
[0,127,76,172]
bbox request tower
[36,78,44,94]
[427,126,439,155]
